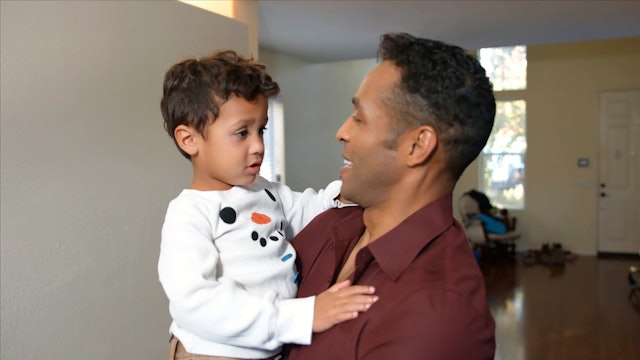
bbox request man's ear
[405,125,437,167]
[174,125,199,157]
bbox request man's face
[336,61,404,207]
[191,95,268,191]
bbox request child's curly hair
[160,50,280,159]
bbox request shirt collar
[327,195,454,282]
[368,195,454,281]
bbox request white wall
[0,2,248,359]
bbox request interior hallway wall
[524,36,640,254]
[0,2,248,358]
[259,49,376,191]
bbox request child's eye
[235,130,249,138]
[259,127,267,136]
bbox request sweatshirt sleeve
[158,195,314,350]
[273,180,348,239]
[274,295,315,345]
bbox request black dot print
[251,231,267,247]
[265,189,276,202]
[220,207,237,224]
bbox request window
[479,46,527,91]
[478,46,527,209]
[262,97,285,183]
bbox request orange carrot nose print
[251,212,271,225]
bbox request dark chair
[459,192,521,260]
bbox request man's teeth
[343,160,353,168]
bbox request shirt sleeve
[158,196,315,350]
[272,180,346,239]
[360,290,495,360]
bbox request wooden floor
[481,254,640,360]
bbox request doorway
[598,89,640,254]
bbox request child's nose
[250,136,265,154]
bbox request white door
[598,90,640,254]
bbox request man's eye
[352,116,362,123]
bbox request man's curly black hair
[377,33,496,179]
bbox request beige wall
[0,2,248,358]
[263,37,640,256]
[460,36,640,255]
[181,0,259,58]
[522,36,640,254]
[233,0,260,58]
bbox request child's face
[190,95,268,191]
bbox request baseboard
[597,252,640,260]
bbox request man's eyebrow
[351,97,360,108]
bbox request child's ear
[406,125,437,167]
[174,125,199,157]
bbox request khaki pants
[168,336,281,360]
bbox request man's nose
[336,119,350,142]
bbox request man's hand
[313,280,378,333]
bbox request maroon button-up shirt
[284,195,495,360]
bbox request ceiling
[257,0,640,63]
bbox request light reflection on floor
[482,255,640,360]
[492,287,524,360]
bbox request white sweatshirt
[158,177,343,358]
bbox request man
[284,33,496,359]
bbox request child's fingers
[333,294,379,313]
[332,296,378,322]
[334,310,360,322]
[312,286,379,332]
[327,279,352,293]
[336,284,376,296]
